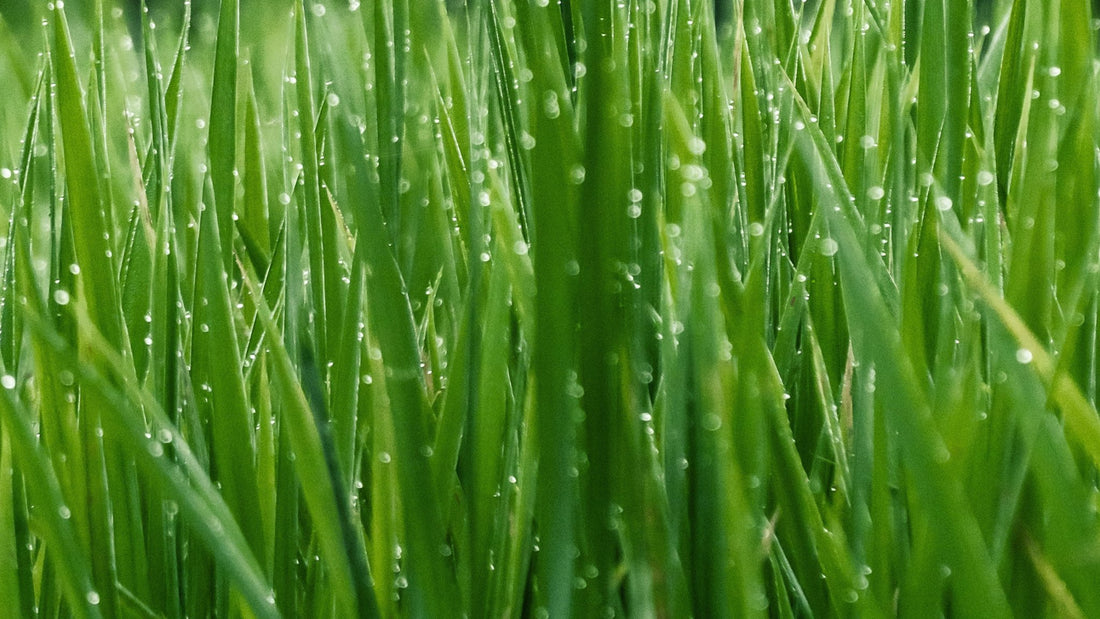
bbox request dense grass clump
[0,0,1099,616]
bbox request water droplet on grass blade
[542,90,561,119]
[1016,348,1033,364]
[520,131,536,150]
[820,238,839,257]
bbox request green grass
[0,0,1098,616]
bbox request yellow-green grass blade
[241,74,271,262]
[50,4,125,351]
[164,1,191,149]
[208,0,238,266]
[940,230,1100,475]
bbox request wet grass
[0,0,1099,616]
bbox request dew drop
[701,414,722,431]
[542,91,561,119]
[519,131,536,150]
